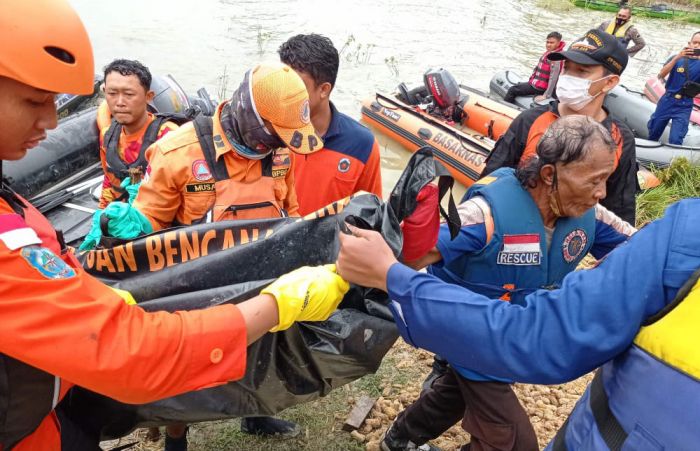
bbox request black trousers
[504,83,544,103]
[392,368,538,451]
[56,401,102,451]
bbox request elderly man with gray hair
[344,115,636,451]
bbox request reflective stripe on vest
[0,190,75,450]
[519,111,623,170]
[192,116,286,223]
[551,268,700,451]
[635,268,700,380]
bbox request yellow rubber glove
[262,264,350,332]
[109,286,137,305]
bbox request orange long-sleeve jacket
[0,193,247,450]
[133,102,299,231]
[292,104,382,216]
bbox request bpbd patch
[21,246,76,279]
[192,159,213,181]
[497,234,541,266]
[272,149,290,178]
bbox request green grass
[172,345,424,451]
[636,158,700,226]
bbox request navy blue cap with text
[548,29,628,75]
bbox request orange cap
[0,0,95,95]
[250,63,323,154]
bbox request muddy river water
[70,0,696,197]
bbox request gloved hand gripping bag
[66,147,455,439]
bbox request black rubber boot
[240,416,301,439]
[380,422,442,451]
[163,428,188,451]
[421,354,449,393]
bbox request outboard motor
[150,75,218,117]
[188,87,217,117]
[424,68,460,110]
[423,68,463,122]
[397,82,430,106]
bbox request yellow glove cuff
[109,286,137,305]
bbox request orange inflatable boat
[362,69,660,190]
[361,93,494,187]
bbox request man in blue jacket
[336,146,699,449]
[648,31,700,145]
[352,116,635,451]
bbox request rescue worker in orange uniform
[278,34,383,216]
[89,62,325,447]
[96,59,179,208]
[0,2,348,450]
[130,62,322,232]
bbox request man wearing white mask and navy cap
[484,29,637,224]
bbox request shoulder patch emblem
[562,229,588,263]
[338,158,351,173]
[192,159,213,181]
[21,246,76,279]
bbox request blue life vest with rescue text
[430,168,595,382]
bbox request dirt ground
[101,339,592,451]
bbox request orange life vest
[0,189,76,451]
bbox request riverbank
[570,0,700,24]
[102,340,592,451]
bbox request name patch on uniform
[497,234,541,266]
[21,246,76,279]
[192,159,213,181]
[272,149,290,178]
[562,229,588,263]
[185,182,215,193]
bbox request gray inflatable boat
[489,70,700,166]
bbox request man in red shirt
[279,34,383,216]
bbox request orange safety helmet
[0,0,95,95]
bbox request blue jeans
[647,94,692,145]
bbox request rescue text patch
[497,234,541,266]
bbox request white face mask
[556,74,610,111]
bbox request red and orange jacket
[292,104,382,216]
[0,189,247,450]
[96,101,178,208]
[134,102,299,231]
[528,41,565,90]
